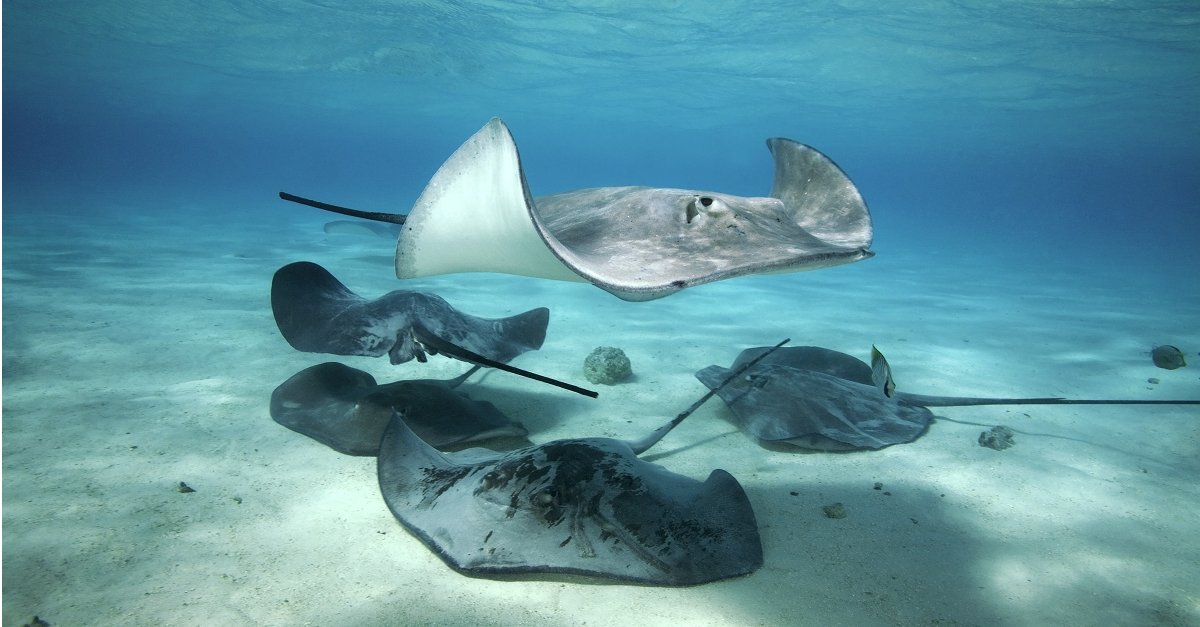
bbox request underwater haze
[6,1,1200,266]
[4,2,1200,626]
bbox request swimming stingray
[272,260,547,365]
[270,362,527,456]
[279,117,873,301]
[272,261,595,397]
[696,345,1200,451]
[375,339,789,585]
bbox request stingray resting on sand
[374,339,789,585]
[270,362,527,456]
[279,117,873,301]
[269,336,789,585]
[697,345,1200,451]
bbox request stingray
[271,261,596,397]
[270,362,527,456]
[697,345,1200,451]
[279,117,873,301]
[375,339,789,585]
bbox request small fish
[1151,345,1187,370]
[870,345,895,397]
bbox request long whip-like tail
[279,191,407,225]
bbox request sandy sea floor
[3,194,1199,626]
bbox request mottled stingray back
[376,414,762,585]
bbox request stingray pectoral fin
[271,261,365,353]
[269,362,389,456]
[500,306,549,353]
[767,138,872,250]
[607,465,762,585]
[395,118,584,283]
[365,379,528,449]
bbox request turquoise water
[5,2,1199,267]
[4,3,1200,625]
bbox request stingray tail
[279,191,408,224]
[896,393,1200,407]
[629,338,792,455]
[412,324,597,398]
[446,364,484,388]
[872,344,1200,407]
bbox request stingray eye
[685,196,720,223]
[533,490,557,507]
[532,489,565,526]
[703,196,730,216]
[746,374,768,389]
[481,468,511,490]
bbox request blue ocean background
[6,1,1198,272]
[5,3,1200,626]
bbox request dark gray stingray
[280,117,872,302]
[272,261,548,366]
[375,340,788,585]
[697,345,1200,451]
[272,262,596,398]
[270,362,527,456]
